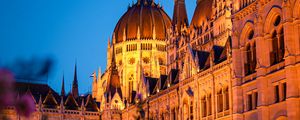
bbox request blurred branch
[4,57,55,83]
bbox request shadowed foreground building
[1,65,101,120]
[92,0,300,120]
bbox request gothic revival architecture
[2,65,100,120]
[92,0,300,120]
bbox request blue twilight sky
[0,0,196,94]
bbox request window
[247,94,253,111]
[245,44,252,75]
[128,74,134,102]
[141,43,152,50]
[217,90,223,112]
[271,31,279,65]
[253,92,258,109]
[274,85,280,103]
[224,88,230,110]
[282,82,287,101]
[270,27,285,65]
[207,94,212,115]
[127,44,137,52]
[278,29,285,62]
[247,91,258,111]
[201,97,207,117]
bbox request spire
[172,0,189,31]
[72,62,79,98]
[61,74,65,96]
[107,37,111,48]
[97,67,102,81]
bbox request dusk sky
[0,0,196,94]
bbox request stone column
[283,2,300,119]
[232,78,244,120]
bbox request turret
[106,38,112,68]
[172,0,189,32]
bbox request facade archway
[264,6,282,34]
[239,21,254,46]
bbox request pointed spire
[61,74,65,97]
[172,0,189,32]
[72,62,79,98]
[38,94,42,110]
[107,37,111,48]
[97,67,102,81]
[81,98,85,110]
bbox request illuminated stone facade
[93,0,300,120]
[1,66,101,120]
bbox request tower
[167,0,189,72]
[105,0,171,103]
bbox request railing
[84,111,100,116]
[64,110,80,115]
[42,108,59,113]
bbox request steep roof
[190,0,213,27]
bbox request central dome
[113,0,171,43]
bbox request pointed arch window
[207,94,212,115]
[128,74,134,102]
[244,30,256,76]
[278,29,285,62]
[270,29,285,65]
[224,88,230,110]
[201,97,207,117]
[217,90,223,112]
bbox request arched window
[270,15,285,65]
[271,31,279,65]
[224,88,230,110]
[128,74,134,102]
[207,94,212,115]
[244,30,256,76]
[201,97,207,117]
[217,90,223,112]
[278,29,285,62]
[252,43,257,71]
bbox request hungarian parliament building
[3,0,300,120]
